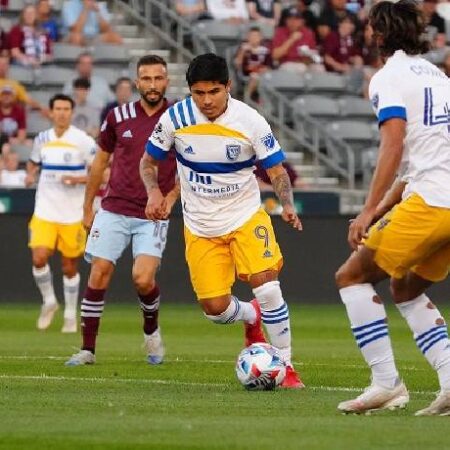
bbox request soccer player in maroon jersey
[65,55,179,366]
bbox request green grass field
[1,303,449,450]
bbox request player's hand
[83,207,95,231]
[62,175,77,186]
[348,209,375,251]
[161,194,177,219]
[25,173,35,187]
[281,204,302,231]
[145,188,166,220]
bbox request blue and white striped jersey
[146,95,286,237]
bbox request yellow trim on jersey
[42,141,79,150]
[175,123,250,141]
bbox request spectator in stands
[319,0,360,33]
[234,27,272,101]
[205,0,249,23]
[0,85,27,154]
[36,0,59,42]
[63,52,115,109]
[62,0,123,46]
[0,150,26,187]
[174,0,208,21]
[72,77,100,137]
[247,0,281,28]
[279,0,317,31]
[421,0,447,49]
[272,8,323,73]
[322,16,362,73]
[100,76,134,124]
[9,4,52,67]
[443,51,450,77]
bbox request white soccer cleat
[61,318,77,333]
[37,302,59,330]
[415,391,450,416]
[65,350,95,366]
[338,381,409,414]
[144,328,164,365]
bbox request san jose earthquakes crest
[226,144,241,161]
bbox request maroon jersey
[97,100,176,219]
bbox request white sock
[253,281,292,366]
[396,294,450,391]
[63,273,80,320]
[205,296,256,324]
[340,283,399,389]
[32,265,57,305]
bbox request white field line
[0,374,436,396]
[0,355,428,372]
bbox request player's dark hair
[114,76,133,90]
[76,51,93,63]
[369,0,429,57]
[49,94,75,110]
[136,54,167,72]
[186,53,229,87]
[249,26,261,33]
[72,77,91,89]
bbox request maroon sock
[139,285,160,335]
[80,287,106,354]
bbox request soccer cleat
[37,302,59,330]
[337,381,409,414]
[65,350,96,366]
[415,391,450,416]
[144,328,165,365]
[61,318,77,333]
[281,365,305,389]
[244,299,267,346]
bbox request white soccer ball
[235,343,286,391]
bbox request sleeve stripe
[114,106,122,123]
[177,102,188,127]
[145,141,168,160]
[169,106,180,130]
[259,149,286,169]
[186,96,196,125]
[378,106,407,124]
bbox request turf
[1,303,449,450]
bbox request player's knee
[89,260,114,289]
[249,270,278,289]
[335,263,361,289]
[389,279,412,303]
[252,280,283,310]
[32,252,48,268]
[201,296,232,323]
[61,259,78,278]
[132,273,155,294]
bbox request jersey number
[153,221,168,243]
[423,87,450,131]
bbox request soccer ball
[235,343,286,390]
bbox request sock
[139,285,160,336]
[63,273,80,320]
[253,281,292,366]
[80,287,106,354]
[204,296,256,324]
[396,294,450,391]
[32,265,57,305]
[340,283,399,389]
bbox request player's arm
[140,152,166,220]
[373,178,407,221]
[163,176,181,219]
[25,160,40,187]
[266,163,302,230]
[83,147,111,229]
[348,118,405,249]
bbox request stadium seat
[93,67,125,87]
[27,90,55,107]
[27,112,52,138]
[36,66,74,88]
[259,70,306,97]
[192,21,242,57]
[338,96,375,122]
[304,72,348,96]
[3,0,25,16]
[293,95,340,122]
[11,143,32,163]
[8,66,34,87]
[52,43,86,65]
[93,44,130,65]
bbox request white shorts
[85,209,169,264]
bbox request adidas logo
[122,130,133,138]
[184,146,195,154]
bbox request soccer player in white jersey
[335,0,450,415]
[26,94,96,333]
[140,53,304,388]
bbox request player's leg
[29,215,58,330]
[392,244,450,416]
[66,210,128,366]
[57,222,86,333]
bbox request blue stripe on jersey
[176,152,256,174]
[146,141,168,160]
[169,107,180,130]
[259,150,286,169]
[186,97,196,125]
[41,164,85,171]
[378,106,407,124]
[177,102,188,127]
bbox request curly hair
[369,0,429,57]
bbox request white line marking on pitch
[0,374,435,396]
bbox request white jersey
[30,126,96,223]
[369,50,450,208]
[146,95,285,237]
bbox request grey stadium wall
[1,214,449,305]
